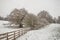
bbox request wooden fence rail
[0,30,20,40]
[0,28,31,40]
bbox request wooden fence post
[14,31,16,40]
[0,29,22,40]
[19,30,20,37]
[7,33,8,40]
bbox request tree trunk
[19,23,23,28]
[31,25,35,30]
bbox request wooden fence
[0,30,20,40]
[0,28,31,40]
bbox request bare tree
[8,8,28,28]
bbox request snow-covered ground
[0,20,19,34]
[1,20,60,40]
[17,24,60,40]
[0,20,9,28]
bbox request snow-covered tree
[23,14,39,29]
[8,8,28,28]
[38,10,53,23]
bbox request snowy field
[0,20,19,34]
[17,24,60,40]
[1,20,60,40]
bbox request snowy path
[17,24,60,40]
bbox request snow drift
[17,24,60,40]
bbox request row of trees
[57,16,60,23]
[0,16,4,20]
[53,16,60,23]
[5,8,60,29]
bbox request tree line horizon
[0,8,60,29]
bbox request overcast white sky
[0,0,60,17]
